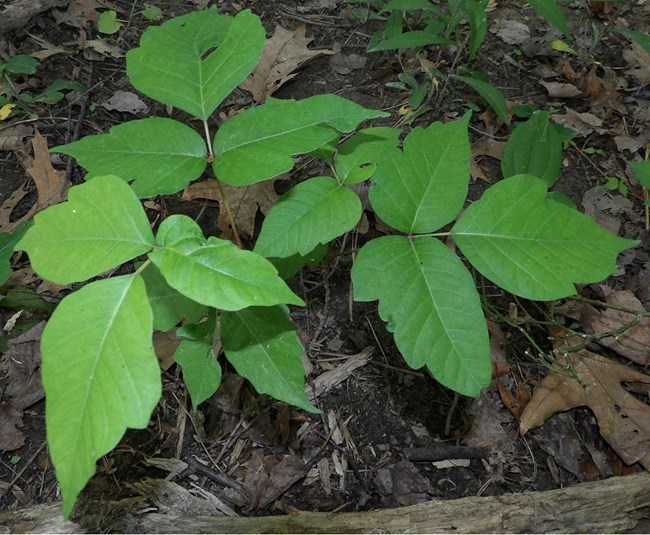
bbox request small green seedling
[0,55,85,118]
[12,7,637,519]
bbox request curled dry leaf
[21,130,69,216]
[520,332,650,470]
[101,90,149,114]
[240,25,335,103]
[539,80,584,98]
[0,403,25,451]
[581,286,650,365]
[0,124,33,151]
[182,179,279,240]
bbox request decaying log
[0,0,67,35]
[1,472,649,533]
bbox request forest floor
[0,0,649,532]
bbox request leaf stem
[214,177,243,249]
[133,258,152,277]
[203,119,214,161]
[413,231,451,238]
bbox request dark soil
[1,0,649,531]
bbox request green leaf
[140,262,208,332]
[453,75,510,125]
[452,175,638,301]
[212,94,389,186]
[98,10,122,34]
[502,111,562,186]
[369,113,471,234]
[149,216,303,311]
[368,30,455,51]
[0,221,32,286]
[616,29,650,54]
[335,127,401,184]
[254,177,362,258]
[173,338,221,410]
[381,0,437,11]
[221,306,317,412]
[155,214,205,248]
[52,118,207,198]
[126,9,265,120]
[41,275,161,518]
[5,55,39,75]
[631,160,650,189]
[17,175,155,285]
[2,286,56,314]
[141,3,163,21]
[526,0,571,39]
[268,243,329,280]
[467,0,488,59]
[352,235,490,396]
[36,79,86,104]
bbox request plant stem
[413,231,451,238]
[214,177,242,249]
[567,295,650,317]
[203,119,214,160]
[133,258,152,276]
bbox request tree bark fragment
[1,472,649,533]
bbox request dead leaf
[520,334,650,470]
[624,43,650,87]
[27,33,72,60]
[491,19,530,45]
[240,25,335,103]
[0,403,25,451]
[329,53,366,75]
[83,38,124,59]
[539,80,585,98]
[243,449,305,511]
[375,461,433,506]
[0,185,30,233]
[153,330,181,371]
[0,322,45,410]
[0,124,33,152]
[581,186,633,235]
[53,0,119,27]
[580,286,650,365]
[182,179,279,240]
[20,130,69,219]
[582,65,627,114]
[101,90,149,114]
[551,109,607,136]
[465,383,518,452]
[614,132,650,153]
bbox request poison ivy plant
[16,7,385,518]
[11,6,637,521]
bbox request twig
[64,65,93,184]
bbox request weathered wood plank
[1,472,649,533]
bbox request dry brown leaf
[580,286,650,365]
[551,109,607,136]
[21,130,69,218]
[0,185,30,233]
[0,403,25,451]
[243,449,305,511]
[240,25,335,103]
[182,179,279,240]
[539,80,585,98]
[624,43,650,87]
[520,336,650,470]
[582,65,627,114]
[0,124,33,152]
